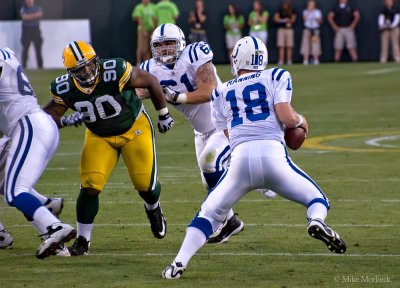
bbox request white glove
[163,87,187,104]
[157,108,174,133]
[60,111,84,127]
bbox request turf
[1,63,399,287]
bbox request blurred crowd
[132,0,400,65]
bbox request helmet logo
[232,44,241,59]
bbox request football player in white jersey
[162,36,346,279]
[0,135,64,249]
[0,47,76,258]
[139,23,244,243]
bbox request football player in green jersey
[43,41,174,256]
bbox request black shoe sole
[37,229,77,259]
[208,223,244,244]
[308,225,346,254]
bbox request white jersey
[0,48,40,136]
[141,41,221,134]
[211,67,292,149]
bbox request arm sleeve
[210,87,227,131]
[187,42,214,72]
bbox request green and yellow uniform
[50,58,158,192]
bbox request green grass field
[1,63,400,287]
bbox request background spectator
[155,0,179,26]
[20,0,43,69]
[300,0,323,65]
[132,0,157,65]
[274,0,297,65]
[378,0,400,63]
[248,0,269,46]
[224,4,244,63]
[188,0,207,43]
[328,0,360,62]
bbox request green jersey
[132,3,156,32]
[50,58,143,137]
[223,14,244,36]
[155,1,179,25]
[249,11,269,32]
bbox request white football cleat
[257,189,277,199]
[45,198,64,217]
[162,261,186,279]
[36,223,76,259]
[0,229,13,249]
[307,218,346,254]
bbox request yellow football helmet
[62,41,100,87]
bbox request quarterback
[0,47,76,258]
[162,36,346,279]
[140,23,244,243]
[43,41,174,255]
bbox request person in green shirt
[248,0,269,45]
[155,0,179,26]
[223,4,244,63]
[132,0,157,65]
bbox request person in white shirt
[0,47,76,258]
[161,36,346,279]
[300,0,323,65]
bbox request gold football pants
[80,111,157,192]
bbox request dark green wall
[2,0,382,64]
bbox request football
[284,127,306,150]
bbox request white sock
[77,222,93,241]
[175,227,207,267]
[31,206,59,235]
[0,222,5,230]
[227,209,234,220]
[144,200,159,211]
[30,188,48,205]
[307,203,328,221]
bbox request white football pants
[2,110,59,204]
[194,130,230,187]
[199,140,329,232]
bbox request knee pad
[198,148,217,174]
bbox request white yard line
[365,67,400,75]
[6,252,400,257]
[7,223,400,228]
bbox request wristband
[296,114,304,127]
[157,107,169,116]
[175,93,187,104]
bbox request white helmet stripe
[69,41,83,62]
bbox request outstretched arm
[129,66,167,110]
[164,61,218,104]
[42,100,84,128]
[129,66,174,133]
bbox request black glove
[60,112,84,127]
[157,111,174,133]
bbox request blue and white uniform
[141,41,230,189]
[0,48,59,225]
[191,67,330,237]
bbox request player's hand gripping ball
[284,127,306,150]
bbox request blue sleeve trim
[271,67,279,80]
[276,69,287,81]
